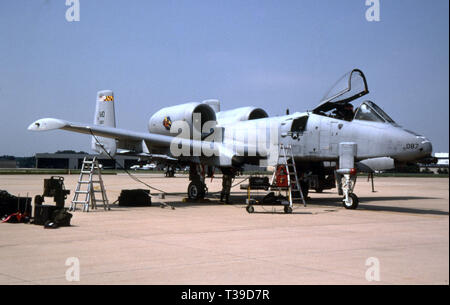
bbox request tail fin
[91,90,117,156]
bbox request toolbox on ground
[0,190,32,217]
[34,205,72,227]
[34,205,59,225]
[118,189,152,206]
[240,176,270,190]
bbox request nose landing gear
[337,171,359,209]
[336,142,360,210]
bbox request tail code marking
[100,95,114,102]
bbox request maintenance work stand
[245,144,306,214]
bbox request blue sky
[0,0,448,156]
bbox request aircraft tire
[187,181,205,200]
[343,193,359,209]
[246,205,254,213]
[284,206,293,214]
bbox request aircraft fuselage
[218,112,432,166]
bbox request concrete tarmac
[0,174,448,284]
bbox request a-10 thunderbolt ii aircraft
[28,69,433,209]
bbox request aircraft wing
[28,118,173,146]
[27,118,267,165]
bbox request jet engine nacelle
[148,102,217,137]
[216,107,268,125]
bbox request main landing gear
[187,164,207,200]
[187,180,206,200]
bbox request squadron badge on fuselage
[163,116,172,130]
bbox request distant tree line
[385,164,421,173]
[16,157,36,168]
[55,150,88,154]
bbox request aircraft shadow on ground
[104,191,448,216]
[305,195,448,216]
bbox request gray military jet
[28,69,433,209]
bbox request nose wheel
[338,172,359,209]
[343,193,359,209]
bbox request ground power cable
[89,129,251,210]
[89,129,175,209]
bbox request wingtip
[27,118,67,131]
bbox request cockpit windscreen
[368,102,396,124]
[354,101,397,124]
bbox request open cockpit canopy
[313,69,369,114]
[312,69,397,125]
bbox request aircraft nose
[420,140,433,156]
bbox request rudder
[91,90,117,156]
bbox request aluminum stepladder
[70,156,110,212]
[270,144,306,212]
